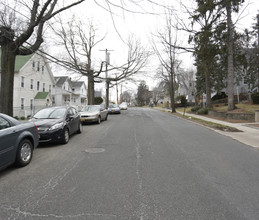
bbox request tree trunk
[169,73,175,113]
[87,74,95,105]
[205,65,212,108]
[257,15,259,92]
[226,4,235,111]
[105,80,110,108]
[0,44,16,116]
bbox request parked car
[80,105,108,124]
[0,113,39,171]
[108,104,121,114]
[119,102,128,110]
[30,106,82,144]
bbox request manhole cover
[84,148,105,153]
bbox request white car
[108,104,121,114]
[119,102,128,110]
[80,105,108,124]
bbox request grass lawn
[213,103,259,113]
[177,103,259,114]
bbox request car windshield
[82,106,100,112]
[33,108,66,119]
[109,104,118,108]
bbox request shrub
[176,95,187,106]
[212,92,227,101]
[252,93,259,104]
[191,106,201,112]
[20,116,26,120]
[94,96,103,105]
[197,108,209,115]
[27,115,31,119]
[14,116,19,120]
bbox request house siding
[13,53,55,117]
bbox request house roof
[71,81,85,88]
[34,92,49,99]
[55,76,71,87]
[0,51,33,72]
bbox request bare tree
[0,0,85,116]
[152,84,165,106]
[51,19,150,106]
[51,17,106,105]
[104,36,150,107]
[152,11,182,112]
[121,91,132,103]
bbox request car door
[0,117,18,168]
[67,107,78,133]
[100,106,106,120]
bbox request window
[21,98,24,110]
[243,78,247,85]
[42,65,44,73]
[37,81,40,91]
[37,61,40,71]
[68,107,76,116]
[30,79,34,89]
[32,61,35,69]
[49,85,52,93]
[0,117,10,130]
[43,83,46,92]
[21,77,25,88]
[30,99,33,110]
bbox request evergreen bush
[197,108,209,115]
[252,93,259,104]
[191,106,201,112]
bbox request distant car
[108,104,121,114]
[30,106,82,144]
[119,102,128,110]
[0,113,39,171]
[80,105,108,124]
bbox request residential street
[1,107,259,219]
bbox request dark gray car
[0,113,39,171]
[30,106,82,144]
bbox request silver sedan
[80,105,108,124]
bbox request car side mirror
[67,114,73,119]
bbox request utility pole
[100,49,113,108]
[116,74,119,104]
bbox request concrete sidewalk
[156,107,259,149]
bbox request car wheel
[77,122,82,134]
[61,128,69,144]
[105,114,108,121]
[97,116,101,124]
[15,139,33,167]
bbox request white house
[3,52,56,117]
[176,70,196,103]
[70,80,87,108]
[53,76,87,108]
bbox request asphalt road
[1,107,259,220]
